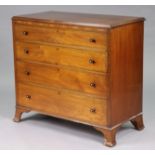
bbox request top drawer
[13,24,107,49]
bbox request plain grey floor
[0,6,155,149]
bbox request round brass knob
[25,71,30,76]
[23,31,28,36]
[26,95,31,99]
[90,108,96,113]
[24,48,29,54]
[89,59,96,64]
[90,82,96,88]
[89,38,96,43]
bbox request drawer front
[17,83,107,126]
[14,24,107,49]
[16,61,108,97]
[15,42,108,72]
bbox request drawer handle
[89,59,96,64]
[25,71,31,76]
[26,95,31,99]
[89,38,96,43]
[90,108,96,113]
[90,82,96,88]
[23,31,28,36]
[24,48,29,54]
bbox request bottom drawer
[17,83,107,126]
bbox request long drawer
[17,82,107,126]
[15,42,108,72]
[14,24,107,49]
[16,61,108,97]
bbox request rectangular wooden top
[12,11,145,28]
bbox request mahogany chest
[12,11,145,147]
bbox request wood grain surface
[16,61,109,97]
[15,42,108,72]
[14,24,107,49]
[17,82,107,126]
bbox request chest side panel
[109,22,144,127]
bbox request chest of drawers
[12,11,145,147]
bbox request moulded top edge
[12,11,145,29]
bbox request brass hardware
[90,82,96,88]
[24,48,29,54]
[89,38,96,43]
[90,108,96,113]
[25,71,30,76]
[89,59,96,64]
[26,95,31,99]
[23,31,28,36]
